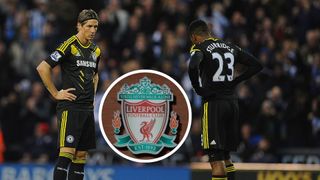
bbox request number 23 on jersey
[211,52,234,82]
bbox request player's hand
[54,88,77,101]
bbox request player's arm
[92,48,101,105]
[232,48,263,86]
[188,51,211,97]
[188,51,202,90]
[92,72,99,106]
[93,73,99,95]
[36,61,76,101]
[93,48,101,96]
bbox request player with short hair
[188,19,262,180]
[37,9,100,180]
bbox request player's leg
[210,162,226,179]
[202,100,227,179]
[68,150,87,180]
[53,147,75,179]
[54,110,81,180]
[208,149,227,180]
[224,99,240,180]
[69,111,96,180]
[224,152,236,180]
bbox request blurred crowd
[0,0,320,164]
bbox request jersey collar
[206,37,219,41]
[75,35,91,48]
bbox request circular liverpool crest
[99,70,192,163]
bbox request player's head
[188,19,211,44]
[77,9,99,41]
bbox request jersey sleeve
[232,45,263,85]
[188,44,202,88]
[188,47,214,97]
[190,44,201,54]
[45,49,66,68]
[188,50,203,89]
[94,47,101,73]
[235,45,261,66]
[45,36,75,68]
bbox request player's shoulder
[206,37,231,47]
[56,35,77,54]
[224,40,240,49]
[191,37,220,52]
[215,39,243,54]
[206,37,220,42]
[90,43,101,57]
[201,37,220,48]
[189,44,201,54]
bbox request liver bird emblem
[140,119,156,142]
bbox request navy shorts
[201,98,240,160]
[57,109,96,151]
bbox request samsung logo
[76,60,96,68]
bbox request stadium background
[0,0,320,179]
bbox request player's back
[191,38,240,97]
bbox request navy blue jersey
[188,38,262,98]
[46,35,101,110]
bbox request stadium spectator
[309,96,320,146]
[238,123,259,162]
[249,137,278,163]
[0,90,23,161]
[22,122,55,163]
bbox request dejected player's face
[79,19,98,41]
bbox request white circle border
[98,69,192,163]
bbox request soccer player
[36,9,100,180]
[188,19,262,180]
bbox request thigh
[201,100,224,150]
[206,148,230,162]
[77,112,96,151]
[202,100,235,150]
[225,100,240,151]
[57,110,87,149]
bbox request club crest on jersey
[66,135,74,143]
[112,77,179,155]
[91,52,97,62]
[50,51,62,62]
